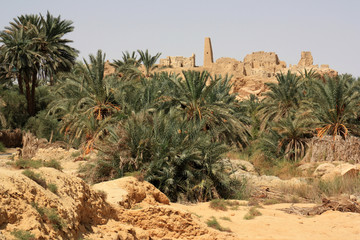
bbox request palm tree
[49,50,120,153]
[0,12,78,115]
[111,51,141,81]
[38,11,78,85]
[311,75,360,139]
[137,49,161,77]
[165,70,249,147]
[258,71,305,130]
[272,114,314,161]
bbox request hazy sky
[1,0,359,76]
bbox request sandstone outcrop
[313,162,360,180]
[92,177,170,209]
[0,165,233,240]
[0,167,115,239]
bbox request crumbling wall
[297,51,313,67]
[159,54,195,68]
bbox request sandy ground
[169,202,360,240]
[2,147,360,240]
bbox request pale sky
[1,0,359,76]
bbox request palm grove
[1,13,360,202]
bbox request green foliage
[71,151,81,158]
[209,199,228,211]
[317,176,360,196]
[220,216,232,221]
[49,50,120,153]
[243,207,262,220]
[0,88,29,128]
[11,229,35,240]
[258,71,304,129]
[43,159,63,171]
[14,158,62,171]
[0,142,5,152]
[22,170,47,188]
[25,110,62,142]
[47,183,58,194]
[206,217,231,232]
[209,199,241,211]
[311,75,360,138]
[112,51,141,81]
[137,49,161,77]
[31,202,45,216]
[46,208,66,230]
[0,12,78,116]
[31,202,65,230]
[15,159,43,169]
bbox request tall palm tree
[111,51,141,81]
[258,71,305,130]
[38,11,78,85]
[137,49,161,77]
[166,70,249,147]
[49,50,120,153]
[312,75,360,139]
[272,114,314,161]
[0,12,78,115]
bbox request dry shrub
[243,207,262,220]
[206,217,231,232]
[315,176,360,196]
[272,161,302,180]
[251,153,273,175]
[279,176,360,203]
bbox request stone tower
[204,37,213,67]
[298,51,313,67]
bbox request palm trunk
[24,74,31,115]
[18,73,24,94]
[49,74,54,86]
[29,71,37,116]
[24,71,37,116]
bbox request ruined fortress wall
[106,37,337,99]
[159,54,195,68]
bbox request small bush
[22,170,47,188]
[31,202,45,217]
[233,177,252,200]
[15,159,42,169]
[47,183,58,194]
[220,216,232,222]
[206,217,231,232]
[0,142,5,152]
[43,159,63,171]
[243,207,262,220]
[210,199,243,211]
[31,202,65,230]
[317,176,360,196]
[247,198,261,207]
[71,151,81,158]
[209,199,228,211]
[46,208,66,230]
[10,229,35,240]
[263,199,281,205]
